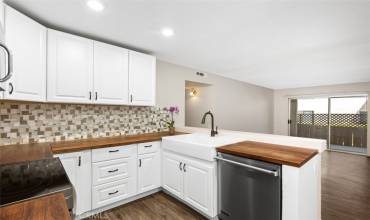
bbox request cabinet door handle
[8,83,13,95]
[108,169,119,173]
[89,91,92,100]
[139,159,142,167]
[183,163,186,172]
[130,95,133,103]
[108,149,119,153]
[78,156,81,166]
[108,190,119,195]
[95,92,98,100]
[144,145,152,148]
[0,44,12,82]
[179,162,182,171]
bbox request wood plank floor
[85,192,206,220]
[86,151,370,220]
[322,151,370,220]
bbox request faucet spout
[201,111,218,137]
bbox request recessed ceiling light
[161,28,174,37]
[87,0,104,11]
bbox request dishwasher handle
[215,156,279,177]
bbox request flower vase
[169,127,175,135]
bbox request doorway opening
[184,80,213,128]
[289,95,368,154]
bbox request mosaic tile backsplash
[0,102,170,146]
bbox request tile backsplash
[0,102,170,146]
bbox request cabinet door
[0,3,4,40]
[56,150,92,215]
[183,158,214,216]
[138,152,160,193]
[162,151,183,198]
[47,29,93,103]
[128,50,156,106]
[93,41,129,105]
[3,6,46,101]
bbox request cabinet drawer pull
[108,150,119,153]
[179,162,182,171]
[108,169,119,173]
[108,190,119,195]
[144,145,152,148]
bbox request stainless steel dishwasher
[216,153,282,220]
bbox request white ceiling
[5,0,370,89]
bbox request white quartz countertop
[174,126,327,153]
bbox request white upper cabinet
[93,42,129,105]
[47,29,93,103]
[3,6,46,102]
[0,3,4,38]
[1,6,156,105]
[128,50,156,106]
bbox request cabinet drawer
[92,178,135,209]
[138,141,160,155]
[92,157,135,186]
[92,144,136,162]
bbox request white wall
[157,60,274,133]
[273,82,370,155]
[185,86,212,129]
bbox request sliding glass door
[329,96,368,154]
[289,97,329,140]
[289,96,368,154]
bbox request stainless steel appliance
[216,153,282,220]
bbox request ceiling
[5,0,370,89]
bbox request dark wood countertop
[51,131,186,154]
[0,193,71,220]
[0,142,53,165]
[0,131,186,165]
[217,141,318,167]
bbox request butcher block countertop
[217,141,318,167]
[0,142,53,165]
[0,193,71,220]
[51,131,186,154]
[0,131,185,165]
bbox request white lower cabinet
[55,150,92,216]
[162,151,184,198]
[183,157,214,216]
[92,177,136,209]
[137,142,161,193]
[162,150,216,217]
[91,144,137,209]
[92,158,132,186]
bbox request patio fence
[296,113,367,148]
